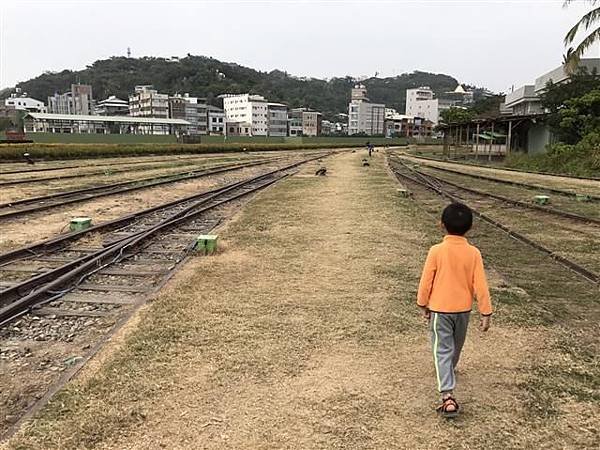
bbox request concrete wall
[527,124,552,154]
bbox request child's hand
[419,306,431,321]
[480,315,491,332]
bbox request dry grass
[4,152,598,449]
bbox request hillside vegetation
[11,56,479,120]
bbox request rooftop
[26,112,190,125]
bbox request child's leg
[430,312,457,394]
[452,312,470,368]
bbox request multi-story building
[267,103,288,137]
[4,93,46,113]
[207,105,225,135]
[321,120,333,135]
[168,94,208,135]
[348,85,384,135]
[47,84,94,115]
[95,96,129,116]
[288,108,322,137]
[385,113,434,138]
[503,86,543,116]
[500,58,600,116]
[405,86,452,125]
[129,85,169,118]
[222,94,269,136]
[288,110,303,136]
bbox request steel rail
[0,154,227,176]
[388,159,600,286]
[0,159,276,219]
[0,156,270,187]
[0,152,329,324]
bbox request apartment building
[207,105,225,135]
[168,94,208,135]
[288,108,322,137]
[47,84,94,115]
[129,85,169,118]
[267,103,288,137]
[347,86,384,135]
[222,94,269,136]
[405,86,452,125]
[385,111,434,138]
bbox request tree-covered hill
[12,55,486,120]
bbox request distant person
[416,202,492,418]
[366,141,373,157]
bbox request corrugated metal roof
[27,112,190,125]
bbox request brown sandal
[436,396,459,418]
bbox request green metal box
[195,234,218,254]
[397,188,411,198]
[70,217,92,232]
[576,194,592,202]
[533,195,550,205]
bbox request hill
[12,56,488,120]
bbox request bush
[505,132,600,177]
[0,142,361,161]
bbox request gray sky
[1,0,598,93]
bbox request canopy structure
[24,113,190,136]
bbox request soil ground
[3,152,598,449]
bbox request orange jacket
[417,235,493,315]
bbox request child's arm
[417,247,437,312]
[473,250,493,321]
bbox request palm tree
[564,0,600,72]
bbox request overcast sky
[1,0,598,93]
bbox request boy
[417,202,492,417]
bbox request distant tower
[127,47,131,58]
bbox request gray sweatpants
[430,312,470,394]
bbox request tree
[439,107,475,124]
[564,0,600,71]
[557,89,600,143]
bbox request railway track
[0,154,229,176]
[0,155,268,187]
[405,153,600,181]
[0,153,328,324]
[0,151,330,439]
[388,157,600,285]
[400,155,600,200]
[0,158,282,220]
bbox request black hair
[441,202,473,236]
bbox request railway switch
[195,234,218,255]
[70,217,92,232]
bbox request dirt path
[4,152,597,449]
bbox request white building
[129,85,169,118]
[348,85,385,135]
[207,105,225,135]
[222,94,269,136]
[95,96,129,116]
[405,86,452,125]
[500,58,600,116]
[4,94,46,112]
